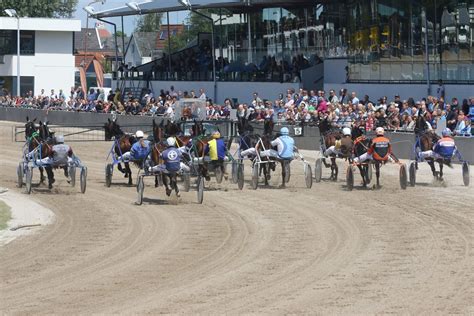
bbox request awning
[93,0,244,18]
[92,0,320,18]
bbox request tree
[135,13,163,32]
[163,10,213,54]
[114,31,126,38]
[0,0,78,18]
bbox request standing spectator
[436,79,445,100]
[350,91,359,105]
[199,88,207,100]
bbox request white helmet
[166,137,176,147]
[342,127,351,136]
[375,127,385,136]
[135,130,144,138]
[55,134,64,143]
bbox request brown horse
[149,141,180,197]
[318,116,342,180]
[255,119,290,187]
[104,118,136,185]
[415,114,444,180]
[189,120,211,181]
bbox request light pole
[4,9,20,97]
[178,0,217,101]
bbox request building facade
[94,0,474,102]
[0,17,81,96]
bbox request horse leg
[155,175,159,188]
[172,175,180,197]
[162,174,171,196]
[427,160,438,179]
[439,162,444,182]
[45,166,55,189]
[117,163,126,176]
[357,165,367,187]
[263,163,269,185]
[331,157,338,181]
[202,163,211,182]
[375,162,381,189]
[125,162,132,185]
[39,166,46,184]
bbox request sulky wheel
[462,162,470,187]
[237,164,244,190]
[284,161,291,183]
[251,164,259,190]
[314,158,322,183]
[409,161,416,187]
[231,160,238,184]
[305,163,313,189]
[80,167,87,193]
[399,163,408,190]
[183,173,191,192]
[17,162,24,188]
[105,163,113,187]
[366,163,372,184]
[346,165,354,191]
[215,166,223,184]
[25,166,33,194]
[69,165,76,187]
[136,176,144,205]
[196,176,204,204]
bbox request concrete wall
[129,80,301,105]
[2,107,473,163]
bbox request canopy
[92,0,319,18]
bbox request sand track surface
[0,121,472,314]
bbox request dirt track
[0,121,473,314]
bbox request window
[0,30,35,55]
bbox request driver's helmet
[342,127,351,136]
[55,134,65,143]
[166,137,176,147]
[442,127,452,137]
[212,130,221,139]
[375,127,385,136]
[280,127,289,135]
[135,130,144,138]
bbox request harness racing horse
[148,136,181,197]
[24,117,51,184]
[351,124,372,187]
[318,116,342,181]
[255,119,290,187]
[189,120,212,181]
[104,118,136,185]
[414,114,444,180]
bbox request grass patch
[0,200,12,230]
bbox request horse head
[317,116,331,135]
[165,120,182,137]
[263,119,274,136]
[104,117,123,140]
[351,124,366,140]
[24,117,38,139]
[414,113,427,135]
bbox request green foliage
[135,13,163,32]
[0,0,78,18]
[114,30,126,38]
[164,10,212,54]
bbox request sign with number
[294,127,303,136]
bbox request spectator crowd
[1,84,473,136]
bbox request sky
[73,0,188,35]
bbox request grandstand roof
[93,0,316,18]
